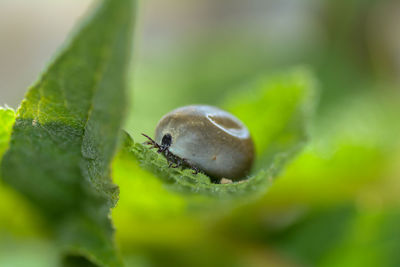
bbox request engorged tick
[142,105,255,181]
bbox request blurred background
[0,0,399,266]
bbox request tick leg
[144,141,157,149]
[168,161,179,168]
[180,158,199,174]
[174,160,182,168]
[142,133,155,143]
[190,164,200,174]
[142,133,161,149]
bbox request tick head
[161,133,172,148]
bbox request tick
[143,105,254,181]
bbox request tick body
[144,105,254,180]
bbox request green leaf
[0,108,15,157]
[1,0,135,266]
[124,68,317,198]
[0,108,51,260]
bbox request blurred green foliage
[1,0,400,266]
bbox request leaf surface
[1,0,135,266]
